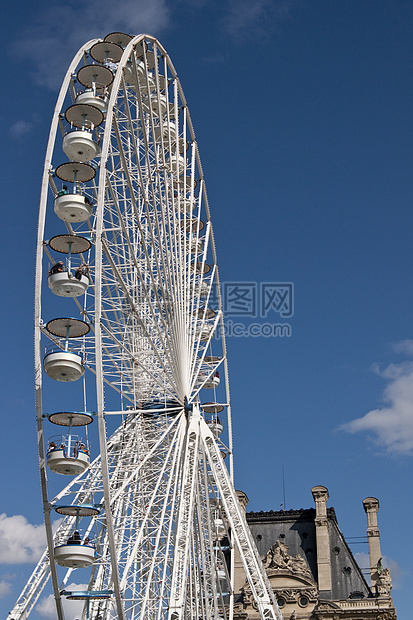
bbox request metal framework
[8,33,282,620]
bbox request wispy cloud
[9,120,35,138]
[0,514,46,563]
[0,579,12,598]
[13,0,171,90]
[220,0,297,42]
[354,551,371,584]
[383,555,404,589]
[340,352,413,454]
[354,552,403,589]
[392,339,413,356]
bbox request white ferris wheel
[8,33,282,620]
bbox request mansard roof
[246,506,372,601]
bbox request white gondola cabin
[63,130,100,163]
[214,518,226,539]
[48,271,89,297]
[198,371,220,389]
[43,350,85,382]
[54,543,95,568]
[146,93,168,117]
[54,193,93,222]
[168,154,186,177]
[54,532,95,567]
[189,236,204,253]
[54,162,96,221]
[196,324,214,342]
[75,89,108,113]
[43,317,90,381]
[194,280,210,297]
[47,445,90,475]
[47,435,90,475]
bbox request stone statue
[263,540,312,579]
[376,567,392,596]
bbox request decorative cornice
[247,507,337,523]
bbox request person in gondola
[57,185,68,197]
[67,531,81,545]
[49,261,65,275]
[75,263,89,280]
[78,442,88,455]
[74,264,84,280]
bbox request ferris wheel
[8,34,282,620]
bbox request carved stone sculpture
[263,540,313,580]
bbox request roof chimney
[363,497,382,587]
[311,485,332,593]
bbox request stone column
[234,490,249,594]
[311,485,332,593]
[362,497,382,587]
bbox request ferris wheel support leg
[200,421,283,620]
[168,414,201,620]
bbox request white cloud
[220,0,296,42]
[0,514,46,563]
[354,551,370,568]
[9,120,34,138]
[354,552,403,589]
[13,0,171,90]
[392,339,413,356]
[0,579,12,598]
[382,555,403,590]
[340,360,413,454]
[35,594,56,620]
[354,551,371,584]
[37,583,88,620]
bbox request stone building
[233,486,397,620]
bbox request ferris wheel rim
[22,32,252,620]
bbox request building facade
[233,486,397,620]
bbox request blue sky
[0,0,412,618]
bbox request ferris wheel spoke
[119,414,186,593]
[101,179,176,351]
[101,163,184,389]
[189,311,223,400]
[111,412,182,509]
[168,415,201,620]
[100,236,177,389]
